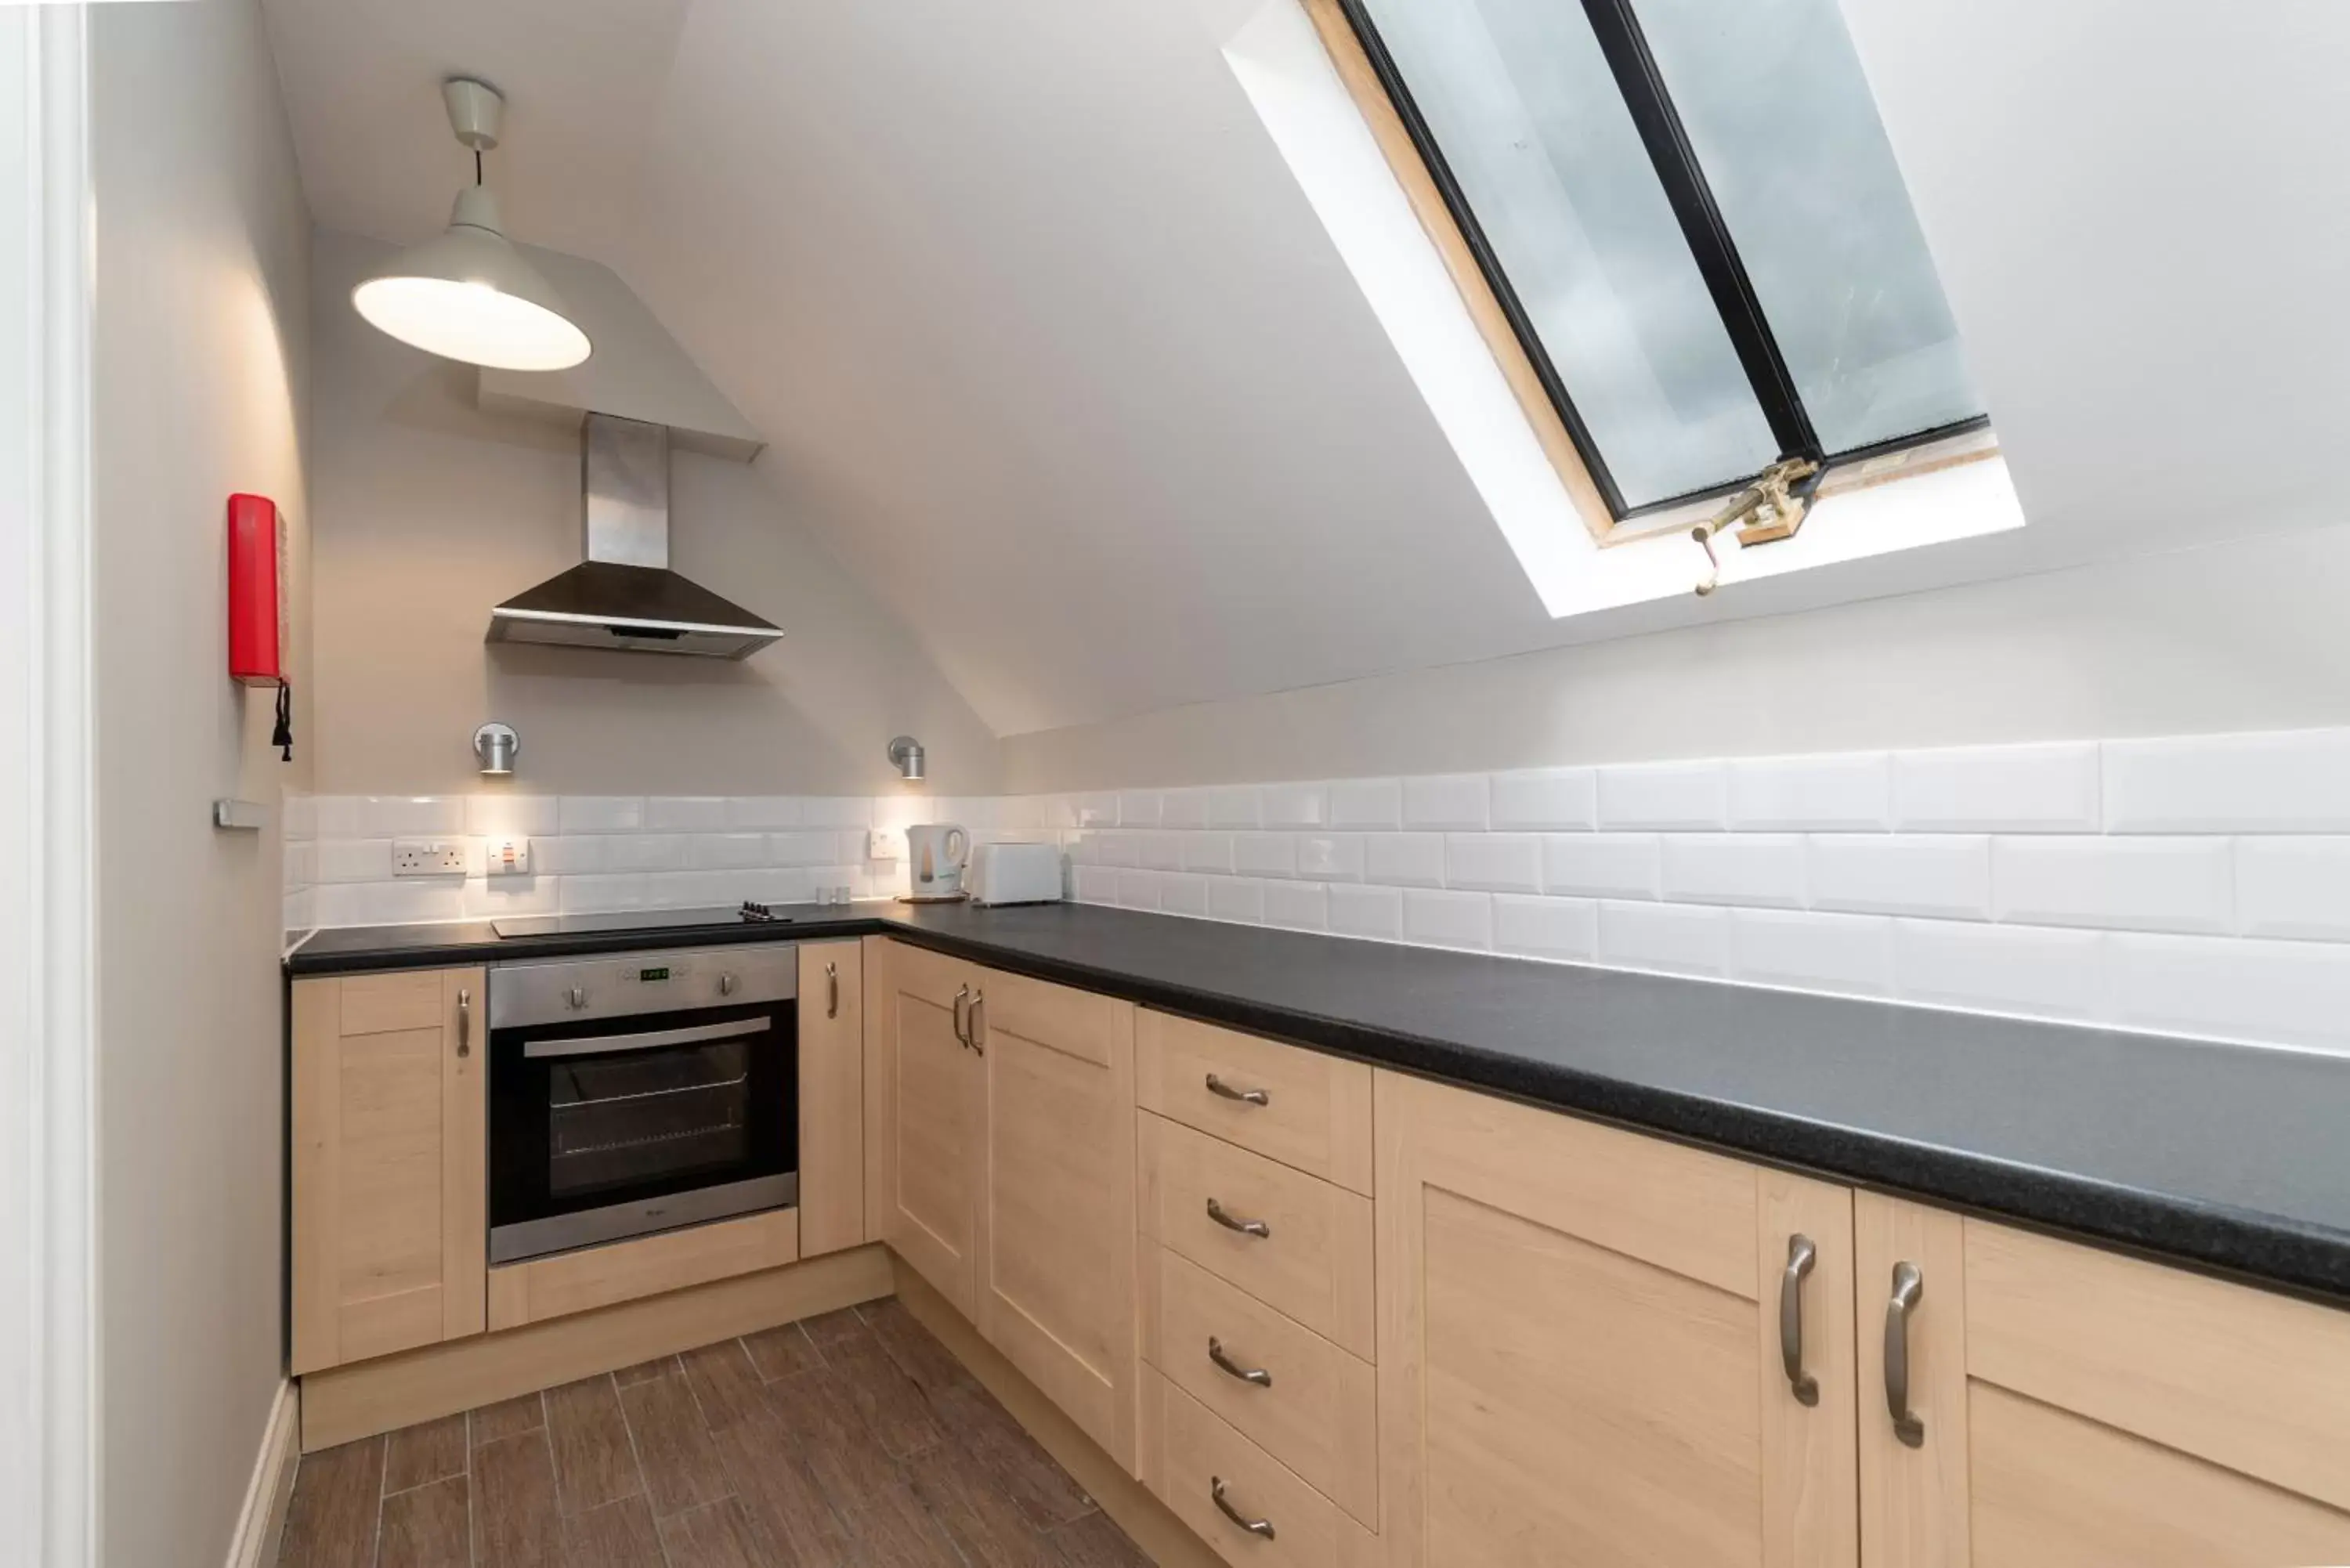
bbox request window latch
[1691,457,1820,596]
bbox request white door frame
[1,6,98,1567]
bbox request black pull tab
[273,681,293,762]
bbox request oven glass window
[548,1036,752,1201]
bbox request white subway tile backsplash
[1599,901,1731,977]
[316,839,392,883]
[1893,919,2106,1021]
[284,795,317,841]
[1173,832,1231,874]
[1160,789,1210,829]
[1365,833,1446,888]
[1596,762,1727,831]
[642,870,733,909]
[561,873,647,913]
[1730,754,1890,831]
[1296,833,1365,882]
[362,796,467,836]
[2236,838,2350,940]
[691,833,772,871]
[1661,835,1806,909]
[1444,833,1542,894]
[1542,833,1660,900]
[1260,782,1330,830]
[1402,774,1489,831]
[1233,833,1297,879]
[1488,768,1596,831]
[606,834,692,873]
[462,875,559,919]
[1893,742,2099,832]
[1404,889,1492,951]
[802,797,874,829]
[726,796,802,829]
[1328,883,1403,941]
[1209,787,1262,829]
[531,836,608,875]
[1264,881,1329,931]
[1092,833,1140,869]
[1991,836,2232,934]
[1119,791,1162,828]
[1493,894,1597,963]
[1072,865,1115,905]
[1159,873,1210,918]
[2108,934,2350,1053]
[771,831,837,867]
[1731,909,1893,997]
[1806,836,1991,920]
[1074,793,1119,828]
[2105,728,2350,833]
[1116,869,1162,910]
[1138,832,1187,872]
[560,796,645,834]
[645,797,727,832]
[465,793,559,836]
[1209,878,1265,924]
[1327,779,1403,830]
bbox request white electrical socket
[392,840,468,877]
[484,836,532,877]
[866,829,901,862]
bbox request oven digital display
[638,966,671,982]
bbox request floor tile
[906,1432,1064,1568]
[658,1497,771,1568]
[383,1413,467,1495]
[472,1430,566,1568]
[470,1391,546,1447]
[618,1363,731,1518]
[710,1404,855,1568]
[1045,1511,1154,1568]
[798,1306,871,1350]
[680,1338,771,1433]
[275,1436,384,1568]
[862,1298,984,1400]
[613,1354,680,1388]
[827,1329,946,1458]
[378,1474,470,1568]
[562,1495,667,1568]
[927,1378,1095,1530]
[545,1375,644,1516]
[743,1321,824,1380]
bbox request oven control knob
[566,985,586,1010]
[719,974,737,997]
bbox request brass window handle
[1205,1073,1269,1107]
[1205,1198,1270,1239]
[1209,1477,1275,1540]
[455,988,471,1058]
[1885,1261,1926,1448]
[826,960,839,1019]
[1780,1234,1818,1407]
[1207,1337,1272,1388]
[952,985,971,1047]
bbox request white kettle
[903,822,970,901]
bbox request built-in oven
[488,944,797,1264]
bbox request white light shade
[352,187,591,370]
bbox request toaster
[966,840,1065,906]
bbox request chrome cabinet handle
[967,991,986,1055]
[1204,1073,1269,1107]
[826,960,840,1019]
[1205,1198,1271,1239]
[1209,1477,1275,1540]
[1885,1261,1926,1448]
[566,985,587,1010]
[455,988,471,1058]
[952,985,971,1047]
[1207,1337,1273,1388]
[718,973,737,997]
[1779,1234,1818,1406]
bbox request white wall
[88,0,310,1563]
[309,226,1002,799]
[1000,522,2350,789]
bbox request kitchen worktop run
[287,899,2350,1303]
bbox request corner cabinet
[1374,1068,1859,1568]
[865,938,1141,1470]
[290,967,487,1374]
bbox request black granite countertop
[287,901,2350,1302]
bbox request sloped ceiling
[259,0,2350,735]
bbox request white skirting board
[222,1382,299,1568]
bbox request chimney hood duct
[487,413,782,659]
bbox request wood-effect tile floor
[276,1298,1155,1568]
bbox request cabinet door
[1860,1197,2350,1568]
[1376,1069,1856,1568]
[797,940,864,1258]
[969,963,1141,1472]
[865,939,983,1316]
[291,968,486,1373]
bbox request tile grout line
[607,1369,684,1567]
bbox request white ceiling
[259,0,2350,735]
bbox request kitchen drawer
[1139,1371,1377,1568]
[1137,1012,1373,1194]
[1140,1113,1375,1360]
[1143,1245,1377,1526]
[338,970,445,1037]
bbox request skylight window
[1331,0,1988,533]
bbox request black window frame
[1334,0,1991,524]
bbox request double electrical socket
[392,840,467,877]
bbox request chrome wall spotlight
[474,721,520,776]
[887,735,926,781]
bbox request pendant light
[352,78,591,371]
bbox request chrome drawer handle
[826,960,839,1019]
[1780,1234,1818,1407]
[1205,1073,1269,1107]
[1208,1337,1272,1388]
[1210,1477,1275,1540]
[952,985,971,1047]
[1205,1198,1270,1239]
[967,990,986,1055]
[1885,1260,1926,1448]
[455,988,471,1058]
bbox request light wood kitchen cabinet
[1857,1193,2350,1568]
[291,967,487,1374]
[1373,1068,1858,1568]
[866,938,1142,1469]
[797,939,865,1257]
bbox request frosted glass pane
[1360,0,1777,509]
[1637,0,1984,453]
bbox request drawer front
[1140,1372,1376,1568]
[1137,1012,1374,1194]
[337,970,444,1037]
[1141,1114,1375,1360]
[1144,1246,1377,1526]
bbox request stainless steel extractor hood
[486,413,782,659]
